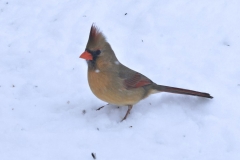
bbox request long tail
[153,85,213,98]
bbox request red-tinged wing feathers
[135,79,152,88]
[123,73,152,89]
[118,65,153,89]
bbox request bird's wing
[119,65,153,89]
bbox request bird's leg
[121,105,133,122]
[96,103,109,111]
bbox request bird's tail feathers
[153,85,213,98]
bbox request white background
[1,0,240,159]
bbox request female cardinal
[80,24,213,121]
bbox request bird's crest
[87,24,106,49]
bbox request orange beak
[80,51,93,60]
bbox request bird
[80,24,213,121]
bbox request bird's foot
[96,103,109,111]
[121,105,133,122]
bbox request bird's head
[80,24,117,70]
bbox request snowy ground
[1,0,240,159]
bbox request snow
[1,0,240,160]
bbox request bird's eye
[95,50,101,55]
